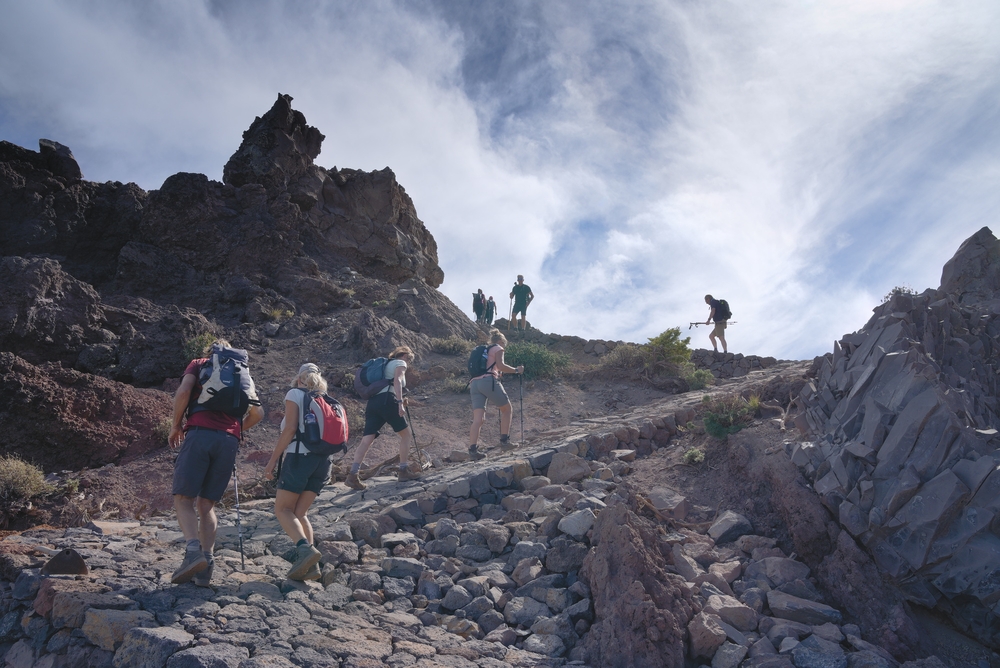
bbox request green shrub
[442,377,470,394]
[598,343,650,372]
[372,300,390,308]
[431,337,474,356]
[504,342,571,380]
[0,455,52,504]
[684,367,715,390]
[182,332,216,362]
[881,284,918,303]
[647,327,692,367]
[268,307,294,321]
[703,396,756,439]
[682,448,704,465]
[154,418,172,444]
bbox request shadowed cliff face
[794,226,1000,649]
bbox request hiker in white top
[468,329,523,459]
[345,346,419,489]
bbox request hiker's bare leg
[709,332,718,352]
[275,489,308,543]
[352,434,377,468]
[174,495,200,545]
[719,332,727,354]
[196,497,218,553]
[499,403,513,435]
[469,408,486,445]
[293,492,317,545]
[397,426,413,465]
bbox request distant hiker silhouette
[704,294,731,353]
[509,275,534,334]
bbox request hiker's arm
[393,366,406,415]
[168,374,197,449]
[264,400,297,480]
[527,290,534,304]
[706,307,715,325]
[496,351,523,375]
[243,405,264,432]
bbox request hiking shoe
[302,562,322,581]
[193,559,214,587]
[171,549,208,584]
[397,467,422,482]
[287,543,322,580]
[344,473,366,490]
[500,438,517,452]
[468,448,486,461]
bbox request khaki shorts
[712,320,728,337]
[470,376,510,410]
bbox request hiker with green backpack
[466,329,524,460]
[345,346,420,489]
[263,363,348,581]
[704,294,732,354]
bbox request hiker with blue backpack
[466,329,524,460]
[345,346,419,489]
[168,339,263,586]
[263,363,348,580]
[704,294,731,354]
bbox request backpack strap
[290,387,313,455]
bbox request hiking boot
[500,436,517,452]
[397,467,422,482]
[344,472,366,490]
[171,549,208,584]
[287,542,322,580]
[302,562,322,581]
[468,448,486,461]
[193,559,214,587]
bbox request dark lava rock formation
[794,226,1000,649]
[0,94,469,472]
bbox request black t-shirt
[709,299,725,322]
[511,283,532,307]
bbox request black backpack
[189,345,260,418]
[353,357,393,400]
[717,299,732,320]
[468,344,498,378]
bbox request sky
[2,0,998,360]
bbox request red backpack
[294,389,348,455]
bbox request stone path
[0,379,939,667]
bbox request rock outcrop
[793,227,1000,648]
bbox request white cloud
[1,0,998,360]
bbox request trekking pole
[403,402,425,469]
[232,469,245,570]
[519,374,524,446]
[507,298,513,331]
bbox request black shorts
[363,392,408,436]
[512,303,528,317]
[277,452,332,495]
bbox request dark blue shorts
[363,392,408,436]
[277,452,332,495]
[172,427,238,501]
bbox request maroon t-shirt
[183,358,242,438]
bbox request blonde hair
[389,346,414,361]
[292,362,328,394]
[488,329,507,346]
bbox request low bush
[684,367,715,390]
[431,337,474,356]
[0,455,52,505]
[646,327,692,371]
[682,448,705,465]
[702,395,757,439]
[598,343,649,372]
[154,418,172,444]
[182,332,216,362]
[442,377,471,394]
[504,342,571,380]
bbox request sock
[203,551,213,563]
[350,463,361,474]
[186,539,201,552]
[296,538,308,547]
[499,434,509,443]
[399,463,408,471]
[469,444,479,451]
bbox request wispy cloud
[2,0,997,359]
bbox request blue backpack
[353,357,393,399]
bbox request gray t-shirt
[377,359,407,395]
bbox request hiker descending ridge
[509,275,534,334]
[472,289,486,324]
[168,339,263,586]
[485,295,496,327]
[704,294,731,354]
[466,329,524,460]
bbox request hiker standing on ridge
[485,296,496,326]
[467,329,524,460]
[345,346,420,489]
[704,294,729,354]
[262,363,336,581]
[509,275,534,334]
[472,289,486,324]
[168,339,263,586]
